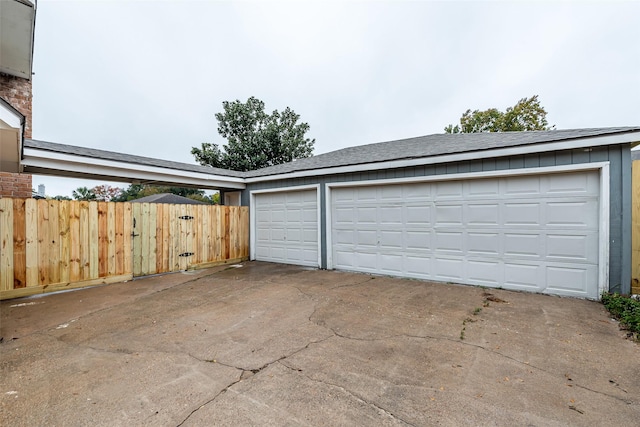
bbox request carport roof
[244,127,640,178]
[24,139,245,178]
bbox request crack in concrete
[277,360,417,427]
[329,277,377,290]
[174,335,334,426]
[175,372,243,427]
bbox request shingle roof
[24,139,245,178]
[129,193,207,205]
[24,127,640,181]
[244,127,640,177]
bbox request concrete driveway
[1,262,638,426]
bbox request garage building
[244,127,639,299]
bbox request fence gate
[130,203,248,277]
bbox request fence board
[0,198,14,291]
[122,203,132,275]
[12,199,26,288]
[107,202,116,277]
[115,203,124,275]
[98,202,108,278]
[58,200,70,283]
[149,203,158,275]
[37,199,49,285]
[25,198,38,286]
[69,201,81,282]
[48,200,60,284]
[88,202,99,279]
[79,202,90,280]
[155,204,164,274]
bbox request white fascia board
[245,131,640,184]
[0,102,23,129]
[22,148,245,190]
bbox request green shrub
[601,293,640,340]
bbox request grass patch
[601,292,640,340]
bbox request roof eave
[245,130,640,184]
[0,0,36,80]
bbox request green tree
[72,186,96,201]
[445,95,553,133]
[191,97,315,171]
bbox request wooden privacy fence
[0,199,249,300]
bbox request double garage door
[254,171,601,298]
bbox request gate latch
[178,252,194,257]
[179,215,194,220]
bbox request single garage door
[330,171,600,298]
[254,189,319,267]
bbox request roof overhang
[244,130,640,183]
[21,146,246,190]
[0,97,25,173]
[0,0,36,79]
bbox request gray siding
[244,145,632,294]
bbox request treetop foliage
[445,95,554,133]
[192,96,315,171]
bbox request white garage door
[254,189,319,267]
[330,171,601,298]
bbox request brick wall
[0,73,32,138]
[0,172,32,198]
[1,72,33,198]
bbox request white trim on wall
[325,162,610,295]
[598,163,610,296]
[249,184,321,268]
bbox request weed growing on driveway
[602,292,640,341]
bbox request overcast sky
[30,0,640,197]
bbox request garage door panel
[503,202,541,226]
[505,175,541,195]
[357,207,377,223]
[435,204,463,225]
[406,231,431,250]
[405,182,432,199]
[255,190,318,267]
[434,257,464,281]
[406,205,432,224]
[467,232,500,256]
[468,179,499,197]
[545,264,596,296]
[546,232,598,262]
[436,181,463,198]
[504,262,543,290]
[330,170,599,298]
[467,259,502,286]
[380,254,404,274]
[545,200,598,228]
[467,203,500,225]
[380,230,403,249]
[504,233,542,258]
[434,231,464,253]
[405,255,432,276]
[334,207,355,224]
[544,172,597,195]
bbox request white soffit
[21,148,246,190]
[0,0,36,79]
